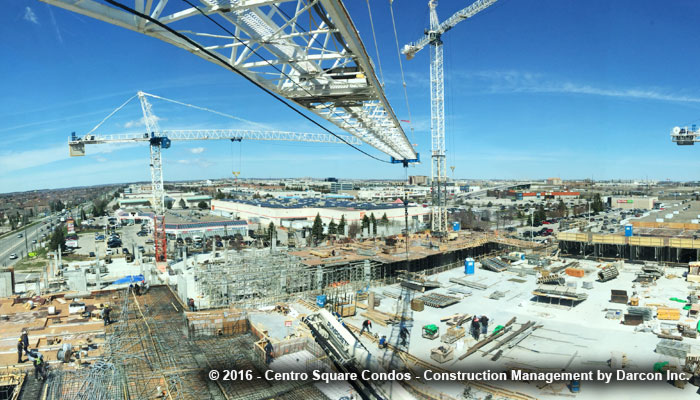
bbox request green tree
[381,213,389,226]
[311,213,324,244]
[556,199,568,218]
[361,215,370,235]
[328,219,337,235]
[112,204,120,211]
[337,215,346,236]
[348,222,360,239]
[179,198,187,209]
[92,199,108,216]
[369,213,377,236]
[80,208,87,221]
[197,201,209,210]
[268,222,275,242]
[487,201,493,207]
[49,225,66,252]
[215,190,226,200]
[165,200,174,210]
[591,193,604,213]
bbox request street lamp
[529,208,534,242]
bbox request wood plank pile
[459,317,517,360]
[441,313,471,327]
[360,309,412,327]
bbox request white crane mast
[402,0,497,235]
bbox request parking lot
[74,217,154,258]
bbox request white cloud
[459,70,700,104]
[189,147,205,154]
[94,156,108,163]
[177,159,190,164]
[0,143,140,172]
[124,115,162,129]
[24,7,38,25]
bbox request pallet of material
[627,306,653,321]
[657,307,681,321]
[440,326,466,344]
[417,293,460,308]
[565,267,585,278]
[610,290,628,304]
[482,258,508,273]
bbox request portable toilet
[316,295,327,308]
[624,224,633,237]
[464,258,475,275]
[452,221,461,231]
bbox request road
[0,215,55,268]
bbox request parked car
[122,248,130,254]
[9,253,18,260]
[89,252,96,257]
[106,249,113,255]
[137,231,148,237]
[95,235,105,241]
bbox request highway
[0,215,55,269]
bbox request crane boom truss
[70,129,361,148]
[40,0,417,161]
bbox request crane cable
[102,0,392,164]
[366,0,385,86]
[389,0,416,147]
[141,92,268,129]
[84,94,137,136]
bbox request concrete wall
[0,270,13,297]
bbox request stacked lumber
[657,307,681,321]
[361,309,412,327]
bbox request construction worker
[21,329,29,355]
[29,351,46,380]
[103,306,112,326]
[264,339,274,365]
[378,335,387,349]
[17,338,24,363]
[471,317,481,340]
[134,283,141,296]
[188,298,197,312]
[359,319,372,336]
[480,315,489,335]
[399,325,409,347]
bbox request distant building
[546,177,562,185]
[409,175,428,185]
[211,198,429,229]
[165,220,247,239]
[330,182,353,194]
[610,196,658,210]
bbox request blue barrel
[316,295,327,308]
[464,258,475,275]
[624,224,633,237]
[452,221,460,231]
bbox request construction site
[4,0,700,399]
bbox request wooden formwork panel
[628,237,664,247]
[592,235,625,245]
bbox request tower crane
[402,0,497,235]
[69,91,362,265]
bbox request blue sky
[3,0,700,193]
